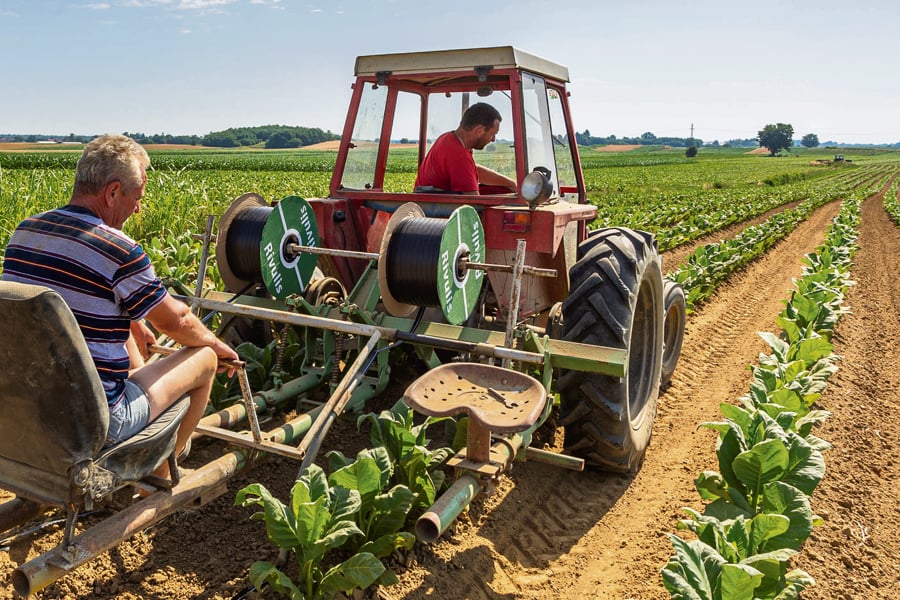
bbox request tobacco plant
[236,451,415,599]
[663,196,861,599]
[354,399,454,510]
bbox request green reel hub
[259,195,320,299]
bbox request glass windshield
[521,73,560,199]
[547,85,577,198]
[341,83,387,190]
[424,91,516,184]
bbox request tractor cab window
[386,90,422,192]
[423,91,516,187]
[521,73,561,200]
[547,85,577,198]
[341,83,387,190]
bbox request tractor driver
[414,102,517,194]
[1,134,239,480]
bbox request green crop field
[2,145,896,255]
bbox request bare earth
[2,185,899,599]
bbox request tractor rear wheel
[558,227,664,473]
[661,279,686,389]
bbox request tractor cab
[332,46,587,206]
[315,47,597,318]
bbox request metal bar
[286,244,557,278]
[463,260,557,278]
[523,447,585,471]
[502,239,527,368]
[286,243,378,262]
[185,295,626,377]
[184,296,551,367]
[191,215,216,315]
[295,330,383,477]
[466,420,492,464]
[148,344,245,371]
[236,365,262,443]
[192,424,306,460]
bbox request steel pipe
[415,431,526,543]
[415,474,480,543]
[191,372,321,436]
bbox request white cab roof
[355,46,569,82]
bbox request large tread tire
[557,227,664,473]
[661,279,686,389]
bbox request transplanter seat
[0,281,189,552]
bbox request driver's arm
[476,165,516,191]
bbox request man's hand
[211,338,241,377]
[130,320,157,360]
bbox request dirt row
[3,183,899,599]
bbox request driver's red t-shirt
[414,132,477,193]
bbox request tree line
[574,130,705,148]
[2,126,339,149]
[122,125,339,149]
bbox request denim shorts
[106,380,151,446]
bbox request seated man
[1,134,239,480]
[414,102,517,194]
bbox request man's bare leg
[131,346,218,478]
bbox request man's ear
[103,180,121,205]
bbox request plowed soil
[2,184,899,599]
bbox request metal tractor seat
[403,362,546,468]
[0,281,189,552]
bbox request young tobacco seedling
[326,446,417,568]
[236,465,386,600]
[357,399,453,510]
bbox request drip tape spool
[378,203,484,325]
[216,193,320,299]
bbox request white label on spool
[262,240,283,295]
[441,248,452,314]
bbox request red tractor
[215,46,685,473]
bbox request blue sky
[1,0,897,144]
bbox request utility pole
[690,123,695,141]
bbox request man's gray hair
[74,134,150,195]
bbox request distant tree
[757,123,794,156]
[640,131,657,143]
[265,131,301,149]
[202,131,240,148]
[685,145,698,158]
[801,133,820,148]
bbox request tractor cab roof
[354,46,570,84]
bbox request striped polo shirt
[1,205,167,409]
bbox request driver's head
[461,103,501,130]
[460,103,501,150]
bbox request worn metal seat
[0,281,189,552]
[403,362,546,465]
